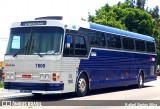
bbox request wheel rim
[139,75,143,86]
[78,78,87,93]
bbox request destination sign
[21,21,46,26]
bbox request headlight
[5,72,15,80]
[45,74,49,80]
[10,73,14,79]
[39,73,50,81]
[40,74,44,80]
[6,73,10,79]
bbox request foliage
[88,4,127,30]
[88,2,156,36]
[0,82,4,88]
[136,0,146,10]
[157,51,160,65]
[149,6,160,19]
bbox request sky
[0,0,159,61]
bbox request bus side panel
[79,48,156,90]
[61,57,80,93]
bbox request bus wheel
[32,93,42,97]
[76,73,88,97]
[137,73,144,88]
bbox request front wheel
[76,73,89,97]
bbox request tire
[137,73,144,88]
[32,93,42,97]
[76,73,89,97]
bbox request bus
[4,16,157,97]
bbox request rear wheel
[137,73,144,88]
[32,93,42,97]
[76,73,89,97]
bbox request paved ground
[0,77,160,109]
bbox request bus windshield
[6,27,64,55]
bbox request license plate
[22,74,32,79]
[20,90,32,93]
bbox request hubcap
[139,75,143,86]
[78,78,87,93]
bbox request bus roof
[89,22,155,42]
[11,16,155,42]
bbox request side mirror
[65,35,72,48]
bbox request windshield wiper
[32,46,43,57]
[13,46,26,57]
[31,39,43,57]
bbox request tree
[125,0,146,9]
[151,6,159,19]
[136,0,146,10]
[88,4,127,30]
[128,0,136,8]
[88,2,156,36]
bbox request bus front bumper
[4,82,64,94]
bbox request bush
[0,82,4,88]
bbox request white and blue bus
[4,16,157,96]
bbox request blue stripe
[89,23,154,42]
[4,82,64,91]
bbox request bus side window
[63,35,87,57]
[74,35,87,56]
[146,42,155,53]
[122,37,134,50]
[106,34,122,49]
[135,40,145,52]
[99,33,106,47]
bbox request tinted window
[79,36,86,49]
[122,37,134,50]
[106,34,122,48]
[86,31,97,46]
[63,35,87,56]
[98,33,106,47]
[146,42,155,52]
[135,40,145,51]
[75,36,87,56]
[80,29,106,47]
[75,36,80,48]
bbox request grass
[0,82,4,88]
